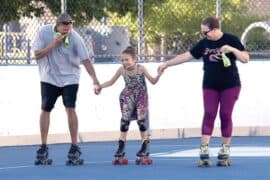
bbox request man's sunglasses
[61,21,72,25]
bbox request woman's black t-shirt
[189,33,245,91]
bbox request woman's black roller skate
[197,144,211,167]
[66,144,84,166]
[34,144,53,165]
[112,140,128,165]
[135,140,152,165]
[217,144,231,167]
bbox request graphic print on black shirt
[204,48,222,63]
[189,33,245,91]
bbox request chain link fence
[0,0,270,65]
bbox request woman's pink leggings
[202,86,241,138]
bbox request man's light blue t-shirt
[32,24,93,87]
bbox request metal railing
[0,0,270,65]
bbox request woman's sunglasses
[201,29,212,36]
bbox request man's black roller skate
[136,139,152,165]
[112,140,128,165]
[66,144,84,166]
[197,144,211,167]
[217,143,231,167]
[34,144,53,165]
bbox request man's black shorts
[41,82,79,112]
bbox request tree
[41,0,163,25]
[0,0,162,28]
[142,0,260,54]
[1,0,269,55]
[0,0,43,30]
[107,0,270,55]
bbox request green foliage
[221,0,270,53]
[143,0,216,53]
[97,0,270,54]
[104,0,265,54]
[245,28,270,52]
[142,0,263,53]
[41,0,163,25]
[1,0,269,54]
[0,0,43,27]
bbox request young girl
[96,46,162,164]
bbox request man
[32,13,99,165]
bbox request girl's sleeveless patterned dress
[120,64,149,123]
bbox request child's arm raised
[140,65,161,85]
[100,67,122,89]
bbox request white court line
[153,157,268,160]
[0,159,148,171]
[0,158,189,171]
[0,165,34,170]
[151,146,270,157]
[0,160,112,171]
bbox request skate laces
[138,140,149,154]
[116,140,125,154]
[219,144,230,155]
[200,144,209,154]
[69,144,81,154]
[37,144,48,154]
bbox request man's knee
[42,101,54,112]
[63,99,76,109]
[65,107,77,117]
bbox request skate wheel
[197,160,211,167]
[34,160,41,165]
[66,160,72,166]
[78,159,84,165]
[46,159,53,165]
[141,160,148,165]
[135,158,141,165]
[121,159,128,165]
[135,157,152,165]
[217,160,231,167]
[66,159,84,166]
[112,158,128,165]
[66,160,76,166]
[112,160,118,165]
[141,158,152,165]
[35,159,53,165]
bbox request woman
[158,16,249,166]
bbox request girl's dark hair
[122,46,136,59]
[202,16,220,30]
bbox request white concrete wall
[0,61,270,136]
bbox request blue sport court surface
[0,136,269,180]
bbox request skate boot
[34,144,53,165]
[197,144,211,167]
[112,140,128,165]
[66,144,84,166]
[135,139,152,165]
[217,143,231,166]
